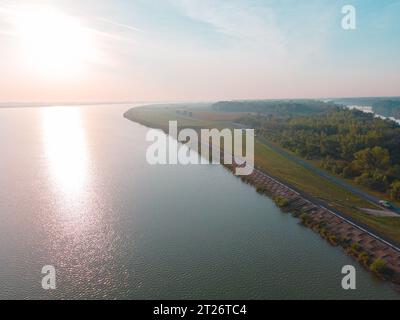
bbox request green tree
[390,180,400,201]
[355,172,389,192]
[352,147,390,173]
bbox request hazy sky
[0,0,399,102]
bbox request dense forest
[212,100,338,117]
[239,108,400,200]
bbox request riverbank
[124,105,400,290]
[224,162,400,287]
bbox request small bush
[370,258,387,274]
[273,196,290,208]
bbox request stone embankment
[225,162,400,284]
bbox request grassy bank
[124,104,400,243]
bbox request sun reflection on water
[40,107,125,295]
[41,107,89,207]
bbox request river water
[0,104,398,299]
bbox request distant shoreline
[0,102,148,109]
[2,96,399,109]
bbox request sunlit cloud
[170,0,286,54]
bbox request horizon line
[1,95,400,107]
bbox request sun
[12,5,96,78]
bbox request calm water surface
[0,104,399,299]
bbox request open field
[124,105,224,131]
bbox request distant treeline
[330,97,400,120]
[372,99,400,119]
[212,100,338,117]
[239,108,400,200]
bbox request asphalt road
[257,136,400,214]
